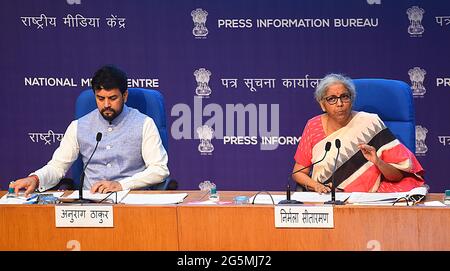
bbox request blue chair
[67,87,176,190]
[352,79,416,152]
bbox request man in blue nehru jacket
[11,65,169,196]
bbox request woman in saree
[292,73,425,193]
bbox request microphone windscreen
[325,141,332,151]
[96,132,103,142]
[335,139,341,148]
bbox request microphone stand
[279,142,332,205]
[325,139,345,205]
[75,172,98,204]
[278,182,302,204]
[60,133,102,204]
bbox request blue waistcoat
[77,105,147,189]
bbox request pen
[26,194,39,201]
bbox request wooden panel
[177,203,450,251]
[0,205,178,251]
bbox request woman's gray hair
[314,73,356,103]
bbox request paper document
[50,192,65,197]
[0,195,28,204]
[292,192,351,203]
[249,186,428,206]
[187,200,233,205]
[423,201,446,207]
[351,201,409,206]
[121,193,188,204]
[249,192,351,204]
[64,190,130,203]
[248,194,286,205]
[346,186,428,204]
[0,192,64,204]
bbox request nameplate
[55,205,114,227]
[274,205,334,228]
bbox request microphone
[278,141,332,204]
[72,132,102,204]
[325,139,345,205]
[291,142,332,177]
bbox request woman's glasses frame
[323,93,352,105]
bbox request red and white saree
[294,112,424,192]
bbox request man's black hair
[91,65,128,94]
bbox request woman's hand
[358,143,379,165]
[358,143,405,182]
[311,181,331,194]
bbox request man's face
[95,88,128,122]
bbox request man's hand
[10,176,39,197]
[90,180,123,194]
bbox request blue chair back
[352,79,416,152]
[71,88,169,189]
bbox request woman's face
[320,83,353,123]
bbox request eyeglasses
[323,93,352,105]
[392,194,425,206]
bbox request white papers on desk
[292,192,352,203]
[423,201,446,207]
[0,195,28,204]
[187,200,219,205]
[346,186,428,204]
[249,186,427,205]
[0,192,64,204]
[248,194,286,205]
[49,192,65,198]
[121,193,188,205]
[63,190,130,203]
[249,192,351,204]
[346,193,400,204]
